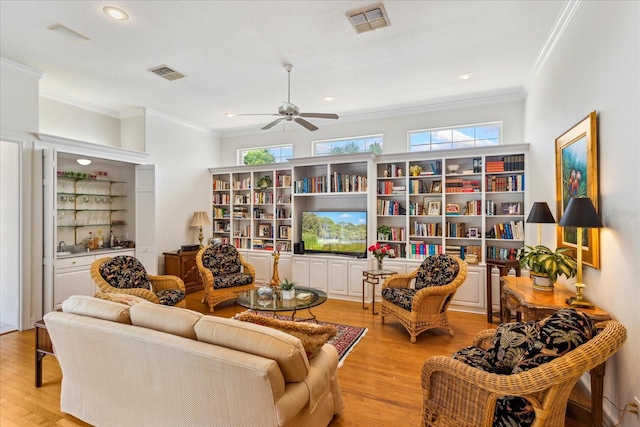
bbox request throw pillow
[484,321,540,374]
[235,312,337,359]
[93,291,148,306]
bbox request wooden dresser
[163,250,203,294]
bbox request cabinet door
[247,252,272,283]
[135,165,157,274]
[309,258,328,292]
[277,255,292,284]
[291,257,309,287]
[347,260,367,297]
[328,259,348,296]
[450,266,484,310]
[54,268,93,309]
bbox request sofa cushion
[61,295,132,324]
[512,308,596,374]
[213,272,254,289]
[235,312,337,359]
[130,303,202,339]
[415,254,460,290]
[484,321,540,374]
[99,256,153,291]
[202,244,242,275]
[93,291,148,306]
[194,315,309,382]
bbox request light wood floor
[0,291,590,426]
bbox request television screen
[301,211,367,257]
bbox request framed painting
[555,111,600,268]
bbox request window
[409,122,501,152]
[238,144,293,165]
[313,134,383,156]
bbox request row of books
[444,245,482,262]
[233,206,249,218]
[275,208,289,219]
[445,178,481,193]
[212,179,230,190]
[379,227,406,241]
[232,178,251,190]
[409,180,430,194]
[486,246,518,261]
[485,155,525,172]
[212,207,229,219]
[213,221,230,232]
[377,200,406,216]
[465,199,483,215]
[212,193,230,204]
[294,176,327,193]
[233,238,251,249]
[446,221,466,238]
[487,220,524,240]
[234,194,250,204]
[378,181,406,195]
[408,242,443,257]
[330,173,367,193]
[486,174,524,192]
[408,201,429,216]
[411,221,442,237]
[253,192,274,204]
[276,174,291,187]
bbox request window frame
[407,122,502,152]
[237,144,294,165]
[312,134,383,156]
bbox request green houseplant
[257,175,273,189]
[516,245,577,291]
[279,278,297,300]
[377,225,391,240]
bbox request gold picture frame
[555,111,600,268]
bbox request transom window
[313,134,383,156]
[238,145,293,165]
[409,122,501,152]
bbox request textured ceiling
[0,1,567,134]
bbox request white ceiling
[0,1,568,135]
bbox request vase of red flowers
[368,243,391,270]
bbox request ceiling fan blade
[262,117,285,130]
[294,117,319,131]
[299,113,339,119]
[238,113,280,116]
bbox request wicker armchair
[381,254,467,343]
[421,316,627,427]
[196,244,256,312]
[90,256,186,307]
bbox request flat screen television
[301,211,367,257]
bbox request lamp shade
[558,197,603,228]
[190,211,211,227]
[526,202,556,224]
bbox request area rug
[243,310,367,367]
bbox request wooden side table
[485,259,521,323]
[35,319,55,387]
[501,276,611,427]
[163,250,203,294]
[362,269,396,314]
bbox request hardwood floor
[0,292,591,426]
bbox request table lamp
[190,211,211,248]
[558,197,602,308]
[526,202,556,245]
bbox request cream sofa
[43,295,344,427]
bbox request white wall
[40,97,121,146]
[0,141,20,326]
[144,110,220,272]
[220,98,524,164]
[524,1,639,424]
[0,59,40,133]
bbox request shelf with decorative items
[211,174,231,244]
[275,169,292,253]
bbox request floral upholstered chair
[90,256,186,307]
[196,244,256,312]
[381,254,467,343]
[421,309,627,427]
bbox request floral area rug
[246,310,367,367]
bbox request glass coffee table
[236,286,327,321]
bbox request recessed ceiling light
[77,159,92,166]
[103,6,129,21]
[323,96,335,102]
[458,73,473,80]
[225,113,235,118]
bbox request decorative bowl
[447,164,460,173]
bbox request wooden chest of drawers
[163,250,203,294]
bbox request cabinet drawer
[57,255,95,269]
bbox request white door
[42,147,56,314]
[135,165,157,274]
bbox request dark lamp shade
[558,197,603,228]
[526,202,556,224]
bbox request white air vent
[148,65,186,81]
[346,3,390,34]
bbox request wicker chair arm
[148,274,186,293]
[238,252,256,279]
[472,329,497,350]
[195,248,215,289]
[382,270,417,289]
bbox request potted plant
[516,245,577,291]
[279,278,297,300]
[377,225,391,240]
[257,175,272,189]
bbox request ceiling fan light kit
[239,63,339,131]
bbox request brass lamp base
[198,226,204,248]
[565,282,594,309]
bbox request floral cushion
[493,396,535,427]
[202,244,242,276]
[484,322,540,374]
[512,309,596,374]
[235,312,337,359]
[381,287,417,311]
[99,256,153,291]
[415,254,460,290]
[213,273,254,289]
[452,346,494,372]
[155,289,186,306]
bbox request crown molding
[40,89,120,118]
[522,0,581,95]
[0,57,44,79]
[145,108,219,136]
[38,133,149,164]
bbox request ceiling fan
[239,64,339,131]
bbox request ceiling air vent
[346,3,390,34]
[148,65,186,81]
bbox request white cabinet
[291,257,310,287]
[246,251,272,283]
[347,260,367,298]
[328,259,349,296]
[309,258,328,292]
[450,265,484,312]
